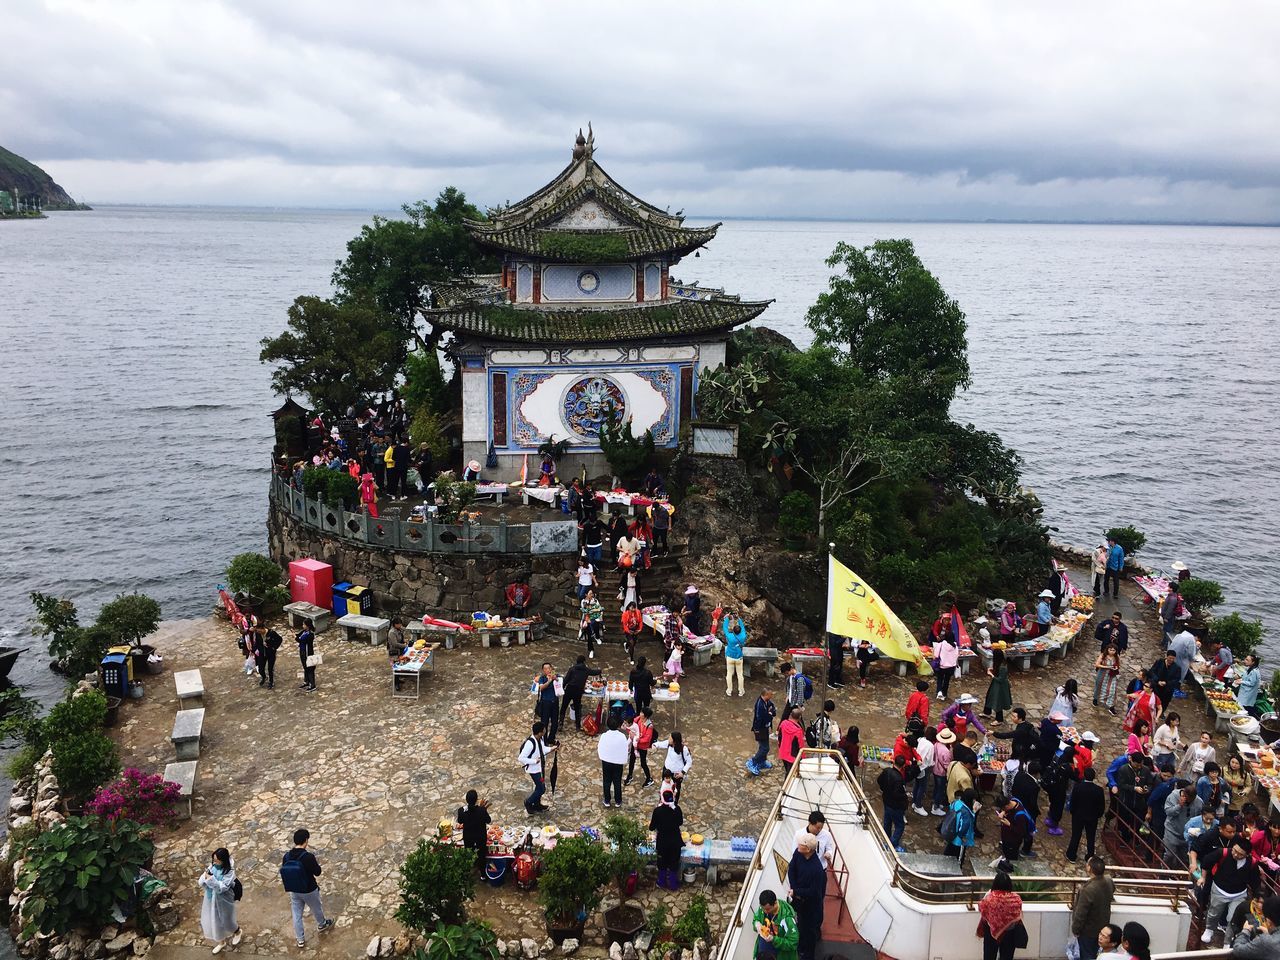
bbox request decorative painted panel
[505,366,679,450]
[548,199,626,229]
[516,263,533,302]
[679,365,694,423]
[491,372,508,446]
[541,264,635,302]
[644,262,661,301]
[489,348,551,365]
[531,520,581,555]
[641,344,699,362]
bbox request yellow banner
[825,555,930,675]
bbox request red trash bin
[289,559,333,606]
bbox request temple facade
[430,128,771,478]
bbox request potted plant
[1179,578,1225,619]
[669,894,712,952]
[602,814,648,946]
[538,834,612,943]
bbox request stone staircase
[538,546,690,646]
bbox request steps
[538,548,689,645]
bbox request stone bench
[164,760,198,819]
[171,708,205,761]
[174,669,204,706]
[284,601,334,633]
[337,613,390,646]
[407,621,464,650]
[741,646,778,678]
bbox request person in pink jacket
[779,708,806,775]
[935,633,960,701]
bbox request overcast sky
[4,1,1279,222]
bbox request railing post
[499,515,508,552]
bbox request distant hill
[0,146,90,212]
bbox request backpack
[938,807,960,843]
[800,674,814,701]
[232,877,243,902]
[636,720,655,750]
[280,853,311,893]
[804,720,819,749]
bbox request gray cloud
[4,0,1278,221]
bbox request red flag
[950,605,971,648]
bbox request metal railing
[269,475,577,555]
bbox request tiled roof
[428,297,771,344]
[469,221,719,261]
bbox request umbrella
[422,615,474,631]
[548,746,559,795]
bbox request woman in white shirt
[655,731,693,803]
[1179,730,1217,779]
[1152,712,1183,773]
[576,554,596,601]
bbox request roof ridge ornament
[572,124,595,161]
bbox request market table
[651,687,681,728]
[475,619,536,648]
[392,644,438,700]
[641,605,717,666]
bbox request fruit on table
[414,639,426,649]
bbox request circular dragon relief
[562,375,626,439]
[576,270,600,294]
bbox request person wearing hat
[462,459,481,482]
[681,585,703,636]
[1103,537,1125,599]
[931,727,956,815]
[1091,543,1108,598]
[941,695,986,738]
[1039,711,1067,765]
[998,602,1022,640]
[1029,589,1056,638]
[974,615,992,648]
[1044,560,1068,616]
[1159,581,1182,649]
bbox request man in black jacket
[1199,836,1260,944]
[1011,760,1042,858]
[1094,612,1129,654]
[877,755,910,852]
[1067,766,1107,862]
[994,708,1039,760]
[1112,753,1154,844]
[281,828,335,948]
[1148,650,1182,712]
[787,834,827,960]
[560,655,602,730]
[256,625,283,690]
[629,656,655,713]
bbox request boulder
[9,797,31,815]
[741,547,824,628]
[104,932,136,953]
[541,938,554,956]
[49,944,70,960]
[507,940,522,959]
[559,940,579,956]
[84,941,103,960]
[378,937,394,957]
[367,937,382,958]
[609,943,624,960]
[520,938,539,959]
[131,938,150,956]
[623,944,637,960]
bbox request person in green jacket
[751,890,799,960]
[983,651,1013,723]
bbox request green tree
[403,349,451,414]
[332,189,497,353]
[259,296,401,416]
[94,594,161,647]
[806,239,970,416]
[395,837,477,934]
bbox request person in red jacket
[779,708,806,775]
[505,580,532,619]
[905,680,931,725]
[621,602,644,664]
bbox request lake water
[2,207,1278,703]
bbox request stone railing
[269,476,577,555]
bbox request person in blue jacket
[1236,654,1263,718]
[1104,537,1125,599]
[943,787,978,868]
[722,614,748,697]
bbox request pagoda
[429,127,772,477]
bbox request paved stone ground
[121,560,1215,959]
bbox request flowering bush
[86,768,180,828]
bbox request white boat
[715,749,1196,960]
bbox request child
[665,638,685,679]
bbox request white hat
[1081,731,1100,743]
[975,616,989,625]
[685,585,699,595]
[958,694,979,705]
[1038,589,1055,598]
[1171,561,1189,572]
[467,459,482,472]
[1048,710,1067,722]
[1051,559,1065,572]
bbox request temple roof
[467,132,720,262]
[428,295,772,345]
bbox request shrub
[302,466,332,500]
[395,837,477,935]
[538,833,612,922]
[409,408,448,460]
[411,921,499,960]
[1105,526,1146,557]
[18,816,153,937]
[647,903,669,938]
[778,491,816,541]
[670,893,711,948]
[7,744,42,782]
[1210,612,1264,660]
[403,349,451,415]
[225,553,285,599]
[0,687,38,742]
[86,768,181,828]
[323,471,359,509]
[95,594,161,647]
[603,813,648,898]
[1180,578,1225,615]
[51,730,120,806]
[47,688,109,738]
[599,412,656,485]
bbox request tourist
[748,689,777,776]
[649,788,684,890]
[1145,767,1180,841]
[1127,718,1151,758]
[1162,786,1202,868]
[413,444,433,492]
[1095,611,1130,655]
[943,787,978,867]
[1103,536,1125,599]
[621,564,640,609]
[1187,808,1227,876]
[855,638,877,690]
[1198,761,1234,817]
[255,624,282,690]
[723,613,748,696]
[998,602,1022,641]
[934,628,959,701]
[1125,679,1162,732]
[533,662,560,745]
[1159,581,1182,647]
[606,512,629,565]
[780,661,806,722]
[982,652,1012,723]
[1041,744,1076,836]
[625,705,656,788]
[1091,543,1108,597]
[390,436,410,498]
[947,746,976,805]
[198,847,241,953]
[838,724,861,773]
[615,529,641,594]
[778,707,805,776]
[1113,752,1155,844]
[518,721,556,815]
[993,707,1038,760]
[752,890,799,960]
[583,513,604,566]
[1224,757,1252,816]
[1093,643,1122,713]
[649,499,671,556]
[621,602,643,664]
[940,694,986,736]
[359,471,379,518]
[505,579,532,619]
[664,636,685,679]
[876,754,910,852]
[1008,757,1041,855]
[560,655,602,731]
[997,796,1035,863]
[280,828,335,948]
[1180,731,1218,778]
[1199,835,1260,945]
[1050,678,1081,725]
[1231,895,1280,957]
[1236,803,1263,841]
[976,870,1025,960]
[814,699,839,750]
[788,834,827,960]
[1095,924,1126,960]
[629,656,655,713]
[1118,923,1152,960]
[1072,858,1115,960]
[1169,623,1198,684]
[905,679,931,725]
[598,714,629,808]
[642,467,664,498]
[827,631,846,689]
[1148,649,1182,712]
[580,588,604,658]
[296,618,317,692]
[912,726,936,816]
[575,553,596,601]
[1249,821,1280,875]
[1228,894,1268,947]
[654,731,692,803]
[681,585,703,635]
[1236,654,1264,719]
[457,790,491,868]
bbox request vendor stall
[1132,575,1188,617]
[392,644,438,700]
[975,609,1092,672]
[641,605,718,667]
